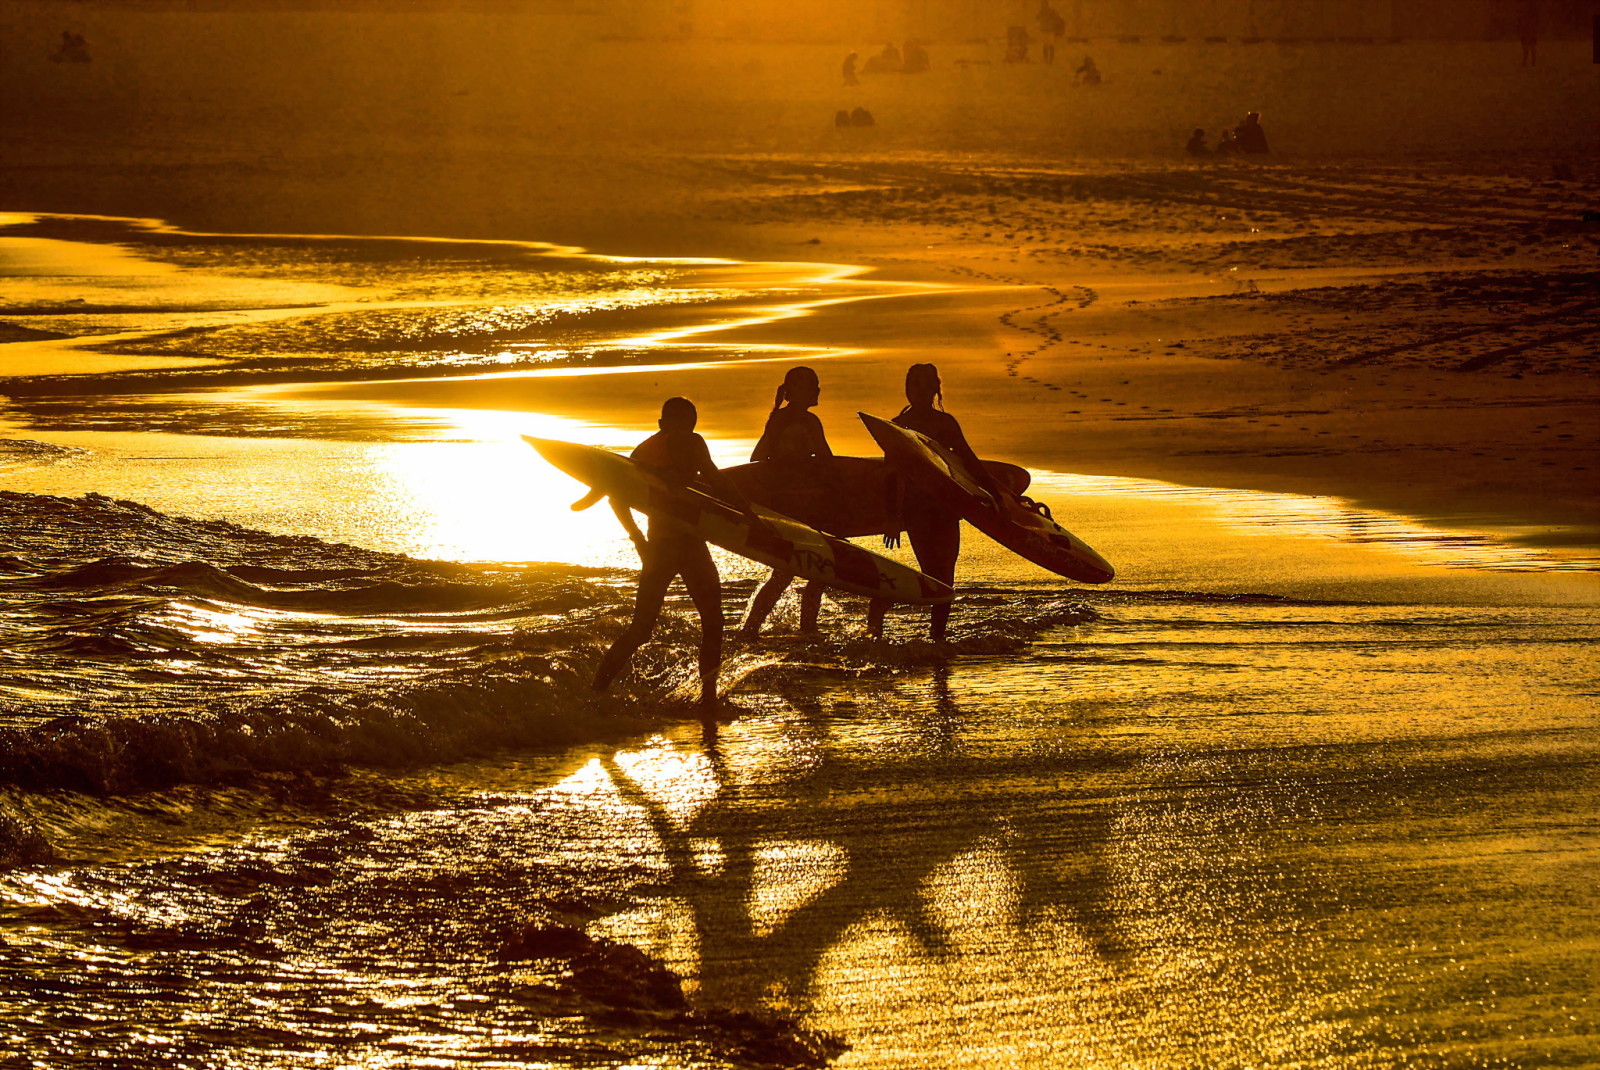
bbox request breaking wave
[0,492,1098,860]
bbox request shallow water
[1,215,1596,1067]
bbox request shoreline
[2,196,1598,571]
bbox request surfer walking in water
[868,363,1002,643]
[593,397,749,709]
[739,366,834,639]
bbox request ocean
[0,214,1595,1068]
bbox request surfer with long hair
[593,396,750,709]
[738,365,834,638]
[867,363,1001,643]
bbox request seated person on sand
[902,39,930,74]
[1185,128,1211,156]
[592,397,757,710]
[1214,128,1241,155]
[740,366,834,639]
[1234,111,1269,153]
[1005,25,1032,63]
[52,31,90,64]
[1074,56,1101,85]
[862,42,903,74]
[867,363,1005,644]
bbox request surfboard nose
[1082,561,1116,584]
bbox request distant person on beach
[1074,55,1101,85]
[52,31,90,64]
[843,51,860,86]
[867,363,1004,644]
[1037,0,1066,64]
[1186,128,1211,155]
[1006,25,1032,63]
[1234,111,1269,153]
[593,397,752,709]
[850,106,875,127]
[902,39,930,74]
[1517,0,1540,66]
[740,366,833,639]
[863,42,903,74]
[1215,128,1240,155]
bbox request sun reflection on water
[359,408,640,565]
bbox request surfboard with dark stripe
[859,413,1115,584]
[525,436,952,605]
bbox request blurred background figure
[1186,127,1211,156]
[1518,0,1541,66]
[1005,25,1031,63]
[862,41,902,74]
[1074,55,1100,84]
[842,50,859,86]
[1235,110,1269,153]
[1037,0,1066,64]
[902,38,929,74]
[51,30,90,64]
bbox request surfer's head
[772,366,820,412]
[906,363,942,408]
[659,396,698,433]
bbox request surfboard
[858,413,1115,584]
[524,436,952,604]
[723,456,1030,538]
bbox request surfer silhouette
[867,363,1001,643]
[593,397,748,708]
[739,366,834,639]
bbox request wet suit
[740,405,832,636]
[750,405,832,521]
[869,406,1002,642]
[593,428,728,703]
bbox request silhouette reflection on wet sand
[597,663,1129,1018]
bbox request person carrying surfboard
[867,363,1004,643]
[592,396,754,709]
[738,365,835,639]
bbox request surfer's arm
[750,416,778,463]
[702,467,754,512]
[806,412,834,458]
[610,499,648,553]
[881,471,904,549]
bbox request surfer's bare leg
[739,569,793,638]
[798,581,823,633]
[910,519,960,643]
[866,597,888,638]
[680,544,725,705]
[593,553,675,692]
